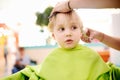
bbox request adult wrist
[99,32,104,42]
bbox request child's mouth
[65,39,73,44]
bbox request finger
[84,28,91,37]
[81,34,91,43]
[83,38,91,43]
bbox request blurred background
[0,0,120,78]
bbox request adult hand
[49,1,72,18]
[81,28,104,43]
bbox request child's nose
[65,29,72,37]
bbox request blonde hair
[48,10,83,32]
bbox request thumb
[87,28,97,41]
[83,28,95,41]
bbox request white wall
[109,13,120,66]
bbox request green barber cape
[2,44,120,80]
[38,44,110,80]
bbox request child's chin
[64,45,75,49]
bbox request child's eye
[59,27,65,31]
[71,26,77,30]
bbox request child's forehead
[55,20,79,26]
[55,13,80,25]
[56,13,78,20]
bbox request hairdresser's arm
[69,0,119,8]
[51,0,119,14]
[101,33,120,51]
[81,28,120,51]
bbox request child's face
[52,13,82,49]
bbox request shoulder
[78,44,101,58]
[46,48,62,57]
[78,44,97,53]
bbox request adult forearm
[101,33,120,50]
[70,0,120,8]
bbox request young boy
[1,10,120,80]
[37,10,110,80]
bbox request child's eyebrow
[70,22,78,25]
[56,24,64,27]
